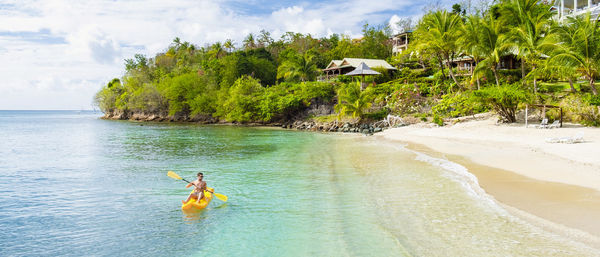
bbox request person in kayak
[182,172,207,204]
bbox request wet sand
[407,142,600,241]
[378,117,600,245]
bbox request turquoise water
[0,111,598,256]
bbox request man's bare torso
[192,180,207,192]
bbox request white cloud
[389,15,403,34]
[0,0,436,110]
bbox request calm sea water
[0,111,598,256]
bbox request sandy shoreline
[377,115,600,241]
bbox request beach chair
[545,132,584,144]
[547,120,560,129]
[566,132,585,144]
[536,118,548,129]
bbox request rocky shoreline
[281,120,388,134]
[101,110,401,134]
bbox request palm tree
[224,39,235,53]
[172,37,182,49]
[257,29,273,48]
[542,60,578,92]
[276,51,318,82]
[243,33,256,50]
[460,14,485,89]
[415,10,464,89]
[501,0,554,92]
[474,13,511,87]
[211,42,225,59]
[335,82,373,120]
[550,13,600,95]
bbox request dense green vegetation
[96,0,600,126]
[95,26,390,123]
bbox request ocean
[0,110,597,256]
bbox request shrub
[433,115,444,126]
[335,82,374,119]
[257,84,303,122]
[297,81,337,103]
[586,94,600,106]
[94,86,120,113]
[158,72,204,115]
[216,76,265,122]
[474,84,531,123]
[560,93,600,126]
[372,67,393,84]
[335,75,353,83]
[498,69,522,84]
[128,84,167,114]
[432,91,487,118]
[386,83,426,115]
[362,109,389,121]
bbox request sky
[0,0,455,110]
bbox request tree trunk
[568,78,576,93]
[521,60,525,85]
[492,66,500,87]
[472,59,480,90]
[532,65,537,93]
[445,56,461,90]
[447,64,461,90]
[590,77,598,95]
[438,58,446,78]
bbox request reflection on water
[183,211,210,223]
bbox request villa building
[449,55,520,76]
[554,0,600,20]
[320,58,396,81]
[391,31,411,56]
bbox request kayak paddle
[167,171,228,202]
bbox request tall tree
[224,39,235,53]
[276,50,318,82]
[211,42,225,59]
[501,0,554,93]
[395,17,414,34]
[414,10,464,88]
[550,13,600,95]
[243,33,257,50]
[257,29,273,48]
[360,24,393,59]
[474,12,511,87]
[328,35,361,60]
[460,14,485,89]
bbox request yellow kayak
[181,187,214,212]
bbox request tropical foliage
[550,13,600,95]
[335,82,374,119]
[95,1,600,126]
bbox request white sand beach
[378,114,600,239]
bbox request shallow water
[0,111,597,256]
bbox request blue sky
[0,0,457,110]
